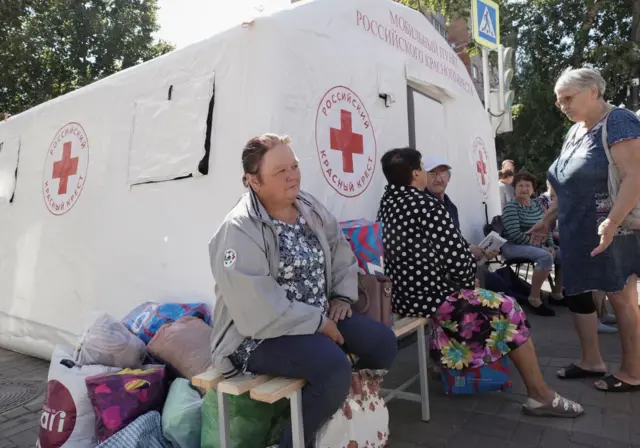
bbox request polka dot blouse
[376,184,477,317]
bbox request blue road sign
[472,0,500,49]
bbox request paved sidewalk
[1,305,639,447]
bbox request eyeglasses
[555,91,582,109]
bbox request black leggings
[565,291,597,314]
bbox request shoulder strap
[600,105,617,165]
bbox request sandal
[522,393,584,418]
[594,374,640,392]
[556,363,607,380]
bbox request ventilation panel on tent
[127,71,215,185]
[0,137,20,203]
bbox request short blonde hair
[555,67,606,98]
[242,133,292,185]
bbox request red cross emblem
[476,152,487,185]
[52,142,79,195]
[330,110,364,174]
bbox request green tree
[0,0,174,116]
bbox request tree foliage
[395,0,640,185]
[0,0,174,116]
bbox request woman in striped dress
[501,172,565,316]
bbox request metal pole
[498,44,505,113]
[632,78,639,111]
[482,47,490,112]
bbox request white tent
[0,0,499,360]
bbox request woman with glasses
[530,68,640,392]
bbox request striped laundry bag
[97,411,171,448]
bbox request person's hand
[546,246,555,256]
[328,299,352,322]
[591,218,618,257]
[527,220,552,246]
[470,245,485,261]
[484,250,500,260]
[319,318,344,345]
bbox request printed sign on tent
[472,0,500,49]
[315,86,377,198]
[42,123,90,216]
[470,137,491,199]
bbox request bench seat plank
[192,368,223,390]
[217,374,271,395]
[393,316,428,338]
[250,377,306,404]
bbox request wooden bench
[380,315,430,423]
[192,315,430,448]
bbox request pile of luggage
[36,302,235,448]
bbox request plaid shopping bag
[340,219,384,275]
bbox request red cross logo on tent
[330,110,364,174]
[315,86,377,198]
[43,122,90,216]
[52,142,79,195]
[470,137,490,199]
[476,151,487,185]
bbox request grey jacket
[208,189,358,378]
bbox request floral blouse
[376,184,476,317]
[228,214,329,373]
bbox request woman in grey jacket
[208,133,397,447]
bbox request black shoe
[528,301,556,316]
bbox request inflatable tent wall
[0,0,499,359]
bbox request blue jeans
[501,242,560,271]
[246,312,397,448]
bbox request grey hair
[554,67,606,98]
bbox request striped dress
[502,199,553,247]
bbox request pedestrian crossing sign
[472,0,500,49]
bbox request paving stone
[462,414,517,438]
[569,432,630,448]
[0,439,17,448]
[569,405,602,436]
[538,428,571,447]
[7,430,37,448]
[599,409,631,444]
[1,414,40,438]
[0,407,31,421]
[508,421,543,447]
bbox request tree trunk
[570,0,604,66]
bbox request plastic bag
[36,346,119,448]
[162,378,202,448]
[440,357,512,395]
[74,313,146,369]
[122,302,213,345]
[85,365,167,442]
[147,315,213,380]
[97,411,172,448]
[201,388,289,448]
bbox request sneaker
[597,322,618,334]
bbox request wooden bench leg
[416,322,431,422]
[217,389,230,448]
[290,388,305,448]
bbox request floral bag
[315,356,389,447]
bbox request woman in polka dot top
[376,147,583,418]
